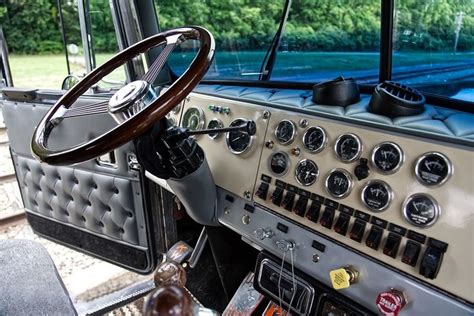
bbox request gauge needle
[414,203,420,212]
[232,136,242,142]
[425,161,431,171]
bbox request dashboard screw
[243,190,251,199]
[312,254,320,263]
[263,110,271,119]
[291,147,301,156]
[265,140,274,149]
[224,207,231,215]
[299,119,308,128]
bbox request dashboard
[163,86,474,314]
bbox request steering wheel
[31,26,215,165]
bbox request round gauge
[295,159,319,186]
[334,133,362,163]
[269,152,289,176]
[226,119,253,155]
[325,169,353,198]
[403,194,440,228]
[415,152,452,187]
[361,180,392,212]
[182,107,205,131]
[371,142,404,174]
[207,119,223,139]
[303,126,327,153]
[275,120,296,145]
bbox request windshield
[155,0,473,103]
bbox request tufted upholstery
[194,85,474,143]
[14,154,142,245]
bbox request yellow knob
[329,266,358,290]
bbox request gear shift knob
[154,261,187,288]
[144,285,194,316]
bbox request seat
[0,239,77,315]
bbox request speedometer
[303,126,327,153]
[226,119,253,155]
[275,120,296,145]
[182,107,205,132]
[295,159,319,186]
[334,133,362,163]
[361,180,392,212]
[403,194,440,227]
[415,152,452,187]
[371,142,404,174]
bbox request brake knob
[376,289,407,316]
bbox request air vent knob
[354,158,370,180]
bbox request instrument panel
[173,91,474,306]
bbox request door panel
[2,91,162,273]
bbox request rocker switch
[281,191,295,211]
[419,246,444,279]
[271,187,284,207]
[255,182,269,200]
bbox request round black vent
[312,76,360,106]
[368,81,425,118]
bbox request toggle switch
[329,266,359,290]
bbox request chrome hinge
[128,154,141,171]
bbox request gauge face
[361,180,392,212]
[403,194,440,227]
[295,159,319,186]
[275,120,296,145]
[269,152,289,176]
[303,126,327,153]
[226,119,252,154]
[325,169,352,198]
[207,119,223,139]
[415,152,452,186]
[182,107,205,131]
[371,142,404,174]
[335,134,362,163]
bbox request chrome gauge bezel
[415,151,453,187]
[274,119,297,145]
[295,159,319,186]
[302,126,328,153]
[402,193,441,228]
[207,118,224,140]
[334,133,363,163]
[182,106,205,133]
[370,141,405,175]
[268,151,290,176]
[325,168,353,199]
[226,118,254,155]
[361,179,393,212]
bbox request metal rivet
[263,110,271,119]
[224,207,231,215]
[243,190,251,199]
[312,254,320,263]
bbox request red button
[376,289,406,316]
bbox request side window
[0,0,125,90]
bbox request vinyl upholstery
[194,85,474,142]
[14,154,141,245]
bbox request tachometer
[303,126,327,153]
[207,119,223,139]
[334,133,362,163]
[325,168,353,198]
[295,159,319,186]
[371,142,404,174]
[415,152,452,187]
[182,107,205,132]
[275,120,296,145]
[403,194,440,227]
[361,180,392,212]
[269,152,289,176]
[226,119,253,155]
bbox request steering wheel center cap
[108,80,157,123]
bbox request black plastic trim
[379,0,394,82]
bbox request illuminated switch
[306,202,321,223]
[366,226,383,250]
[349,219,366,242]
[402,240,421,266]
[320,207,335,229]
[334,213,350,236]
[255,182,269,200]
[271,187,284,207]
[383,233,401,258]
[281,191,295,211]
[329,266,358,290]
[293,196,308,217]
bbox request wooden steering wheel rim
[31,26,215,165]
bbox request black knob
[354,158,370,180]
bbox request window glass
[154,0,285,80]
[272,0,381,83]
[393,0,474,102]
